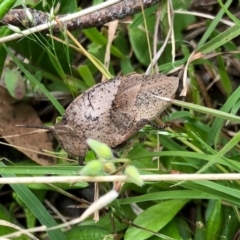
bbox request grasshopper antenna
[16,124,54,131]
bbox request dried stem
[0,173,240,184]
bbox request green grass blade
[198,0,233,47]
[0,0,15,18]
[207,86,240,145]
[0,166,82,175]
[154,96,240,123]
[119,190,217,204]
[217,0,240,25]
[196,25,240,55]
[183,180,240,207]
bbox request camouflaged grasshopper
[20,73,179,157]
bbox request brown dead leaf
[0,86,55,165]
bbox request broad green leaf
[124,199,188,240]
[4,68,26,99]
[129,18,154,66]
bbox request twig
[0,0,160,44]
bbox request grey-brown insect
[20,73,179,157]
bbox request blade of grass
[0,0,15,19]
[196,24,240,55]
[194,131,240,174]
[0,166,82,175]
[198,0,233,47]
[153,95,240,123]
[206,85,240,146]
[119,190,217,204]
[183,180,240,207]
[217,0,240,26]
[131,151,240,172]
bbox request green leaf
[175,217,192,240]
[157,219,181,240]
[124,199,188,240]
[130,5,158,30]
[0,0,15,19]
[205,200,223,240]
[129,23,152,66]
[4,68,26,99]
[59,0,78,14]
